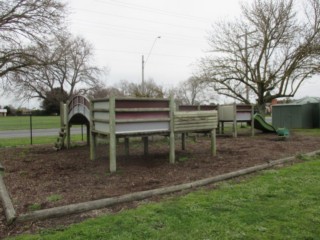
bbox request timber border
[0,150,319,224]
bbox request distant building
[272,97,320,129]
[0,108,7,116]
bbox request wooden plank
[174,111,217,118]
[174,116,218,121]
[94,122,109,134]
[174,126,217,131]
[91,98,110,103]
[116,99,169,108]
[115,108,170,112]
[92,108,109,112]
[0,175,16,224]
[93,112,109,120]
[116,118,170,123]
[116,122,169,134]
[174,119,218,125]
[93,101,109,110]
[115,97,169,102]
[91,130,109,136]
[92,118,109,124]
[174,126,216,132]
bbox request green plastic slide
[253,113,276,133]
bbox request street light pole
[237,29,257,102]
[142,36,161,95]
[244,29,249,101]
[142,54,145,93]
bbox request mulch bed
[1,132,320,237]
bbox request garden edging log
[15,150,320,223]
[0,172,16,224]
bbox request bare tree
[174,76,216,105]
[7,34,104,102]
[0,0,66,81]
[87,84,124,99]
[118,79,166,98]
[200,0,320,114]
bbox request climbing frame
[90,96,218,172]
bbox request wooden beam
[169,95,175,164]
[109,96,117,173]
[233,102,237,138]
[0,175,16,224]
[251,104,255,137]
[211,128,216,157]
[115,108,170,112]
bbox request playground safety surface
[1,132,320,237]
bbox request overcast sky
[2,0,319,108]
[67,0,241,87]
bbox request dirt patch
[1,132,320,237]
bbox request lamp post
[237,29,257,102]
[142,36,161,94]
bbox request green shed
[272,97,320,129]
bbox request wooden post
[0,175,16,224]
[66,123,71,148]
[251,104,255,137]
[124,137,129,156]
[109,96,117,172]
[169,95,175,164]
[181,133,186,150]
[143,137,149,156]
[211,128,216,157]
[60,102,65,128]
[86,124,90,146]
[90,101,96,160]
[233,102,237,138]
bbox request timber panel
[174,111,218,132]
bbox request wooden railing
[68,95,90,114]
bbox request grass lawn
[9,156,320,240]
[0,116,60,131]
[0,135,85,148]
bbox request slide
[252,113,276,133]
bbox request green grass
[28,203,42,212]
[46,194,62,203]
[9,156,320,240]
[0,135,85,148]
[292,128,320,136]
[0,116,60,130]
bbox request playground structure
[218,103,255,137]
[56,96,91,150]
[59,95,218,172]
[178,103,257,137]
[58,96,277,172]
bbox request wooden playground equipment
[58,95,218,172]
[218,103,255,137]
[178,103,255,137]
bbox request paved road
[0,128,84,139]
